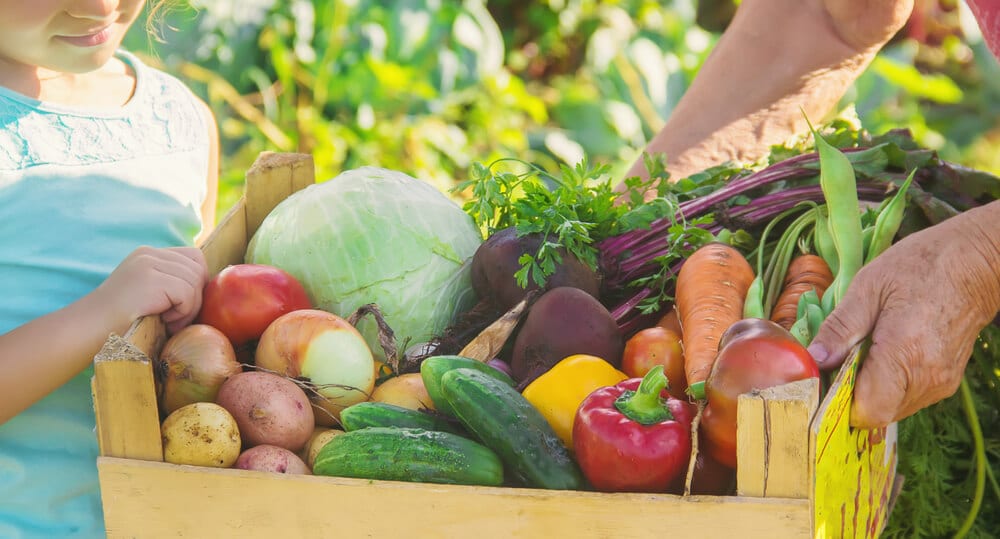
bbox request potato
[300,427,345,470]
[161,402,241,468]
[215,371,315,452]
[371,373,435,411]
[235,444,311,475]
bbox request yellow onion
[158,324,242,415]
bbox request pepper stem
[614,365,674,425]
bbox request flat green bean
[811,124,864,308]
[865,169,916,264]
[813,206,839,275]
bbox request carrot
[769,254,834,330]
[675,242,755,399]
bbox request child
[0,1,219,537]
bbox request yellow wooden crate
[92,152,900,538]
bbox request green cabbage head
[245,167,482,361]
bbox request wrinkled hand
[807,204,1000,428]
[818,0,914,53]
[94,246,209,335]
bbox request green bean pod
[813,207,839,276]
[743,276,766,319]
[865,170,916,264]
[811,126,864,308]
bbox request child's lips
[56,26,113,48]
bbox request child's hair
[145,1,179,41]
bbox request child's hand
[95,246,209,334]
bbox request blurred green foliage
[125,2,999,535]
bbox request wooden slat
[98,457,812,539]
[201,198,248,275]
[243,152,315,239]
[736,378,819,499]
[91,336,163,461]
[811,346,899,538]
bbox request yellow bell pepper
[522,354,628,448]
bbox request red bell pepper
[572,365,693,492]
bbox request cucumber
[419,355,515,417]
[312,426,504,486]
[440,367,584,490]
[339,401,465,435]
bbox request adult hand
[807,202,1000,428]
[817,0,914,53]
[94,246,209,334]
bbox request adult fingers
[847,324,913,428]
[807,272,881,371]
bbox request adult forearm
[623,0,886,189]
[961,199,1000,319]
[0,293,124,424]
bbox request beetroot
[510,287,623,384]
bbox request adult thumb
[807,287,878,371]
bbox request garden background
[125,1,1000,536]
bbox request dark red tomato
[702,318,819,468]
[197,264,312,348]
[621,326,688,399]
[667,439,736,496]
[716,317,800,351]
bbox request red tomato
[197,264,312,348]
[667,440,736,496]
[701,318,819,468]
[621,326,687,399]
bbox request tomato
[197,264,312,348]
[701,318,819,468]
[667,440,736,495]
[621,326,687,399]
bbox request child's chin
[52,45,121,74]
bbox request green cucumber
[339,401,465,435]
[312,426,503,486]
[420,355,515,417]
[440,367,584,490]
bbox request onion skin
[255,309,376,423]
[158,324,242,415]
[486,358,514,378]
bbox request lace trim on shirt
[0,57,208,172]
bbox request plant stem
[953,376,986,539]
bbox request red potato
[235,444,311,475]
[215,371,315,452]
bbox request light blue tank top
[0,50,209,538]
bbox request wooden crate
[92,152,900,538]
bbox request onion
[487,357,514,378]
[255,309,376,424]
[158,324,242,415]
[371,373,435,411]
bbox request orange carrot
[675,242,755,399]
[769,254,834,330]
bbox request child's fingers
[163,247,209,279]
[155,274,203,332]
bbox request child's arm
[195,98,220,245]
[0,246,208,425]
[618,0,913,192]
